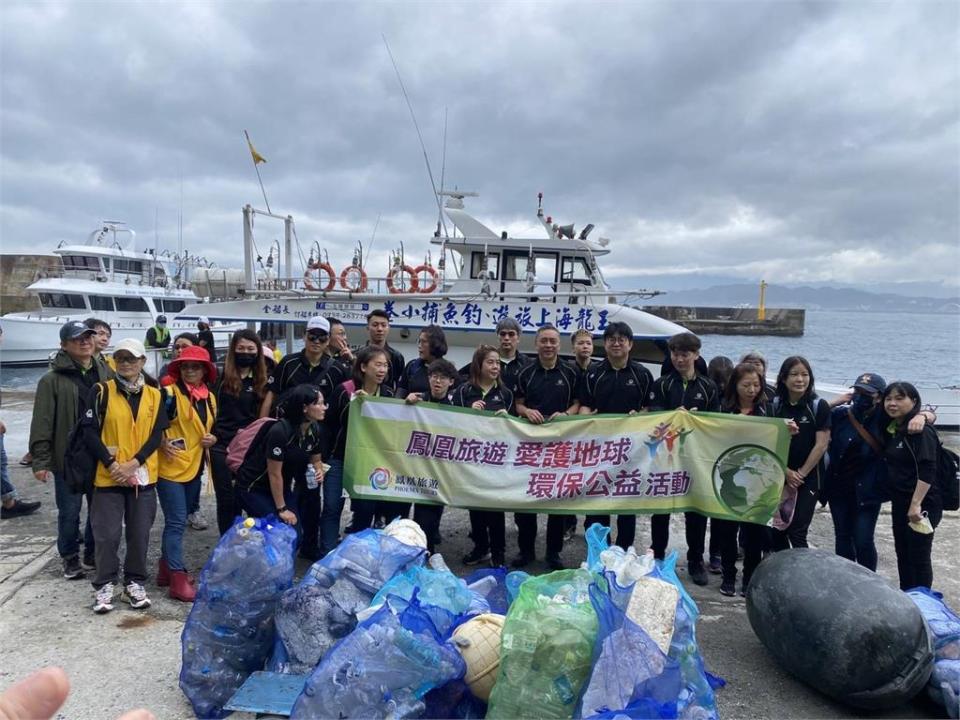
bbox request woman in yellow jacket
[82,338,168,614]
[157,345,218,602]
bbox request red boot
[168,570,196,602]
[156,558,170,587]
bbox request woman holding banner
[453,345,515,567]
[320,347,394,556]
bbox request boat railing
[32,265,178,289]
[253,274,662,303]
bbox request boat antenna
[382,34,449,239]
[365,213,382,265]
[437,107,448,236]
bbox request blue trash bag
[576,579,682,719]
[179,516,298,719]
[270,528,426,673]
[464,567,510,615]
[290,594,466,719]
[422,678,488,720]
[649,560,721,720]
[505,570,530,606]
[907,587,960,718]
[370,566,489,637]
[585,523,612,573]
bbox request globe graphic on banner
[712,445,784,520]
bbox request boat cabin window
[469,252,499,279]
[89,296,115,312]
[159,299,185,313]
[112,259,144,274]
[114,296,149,312]
[38,293,86,310]
[561,256,592,284]
[61,255,102,271]
[504,251,558,284]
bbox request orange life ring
[386,265,419,294]
[413,264,439,294]
[339,264,368,293]
[303,261,336,292]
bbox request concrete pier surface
[0,393,956,719]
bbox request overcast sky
[2,1,957,293]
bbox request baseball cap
[156,315,168,324]
[59,320,95,342]
[853,373,886,395]
[113,338,147,358]
[306,316,330,334]
[198,316,210,325]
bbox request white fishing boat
[178,192,687,368]
[0,222,244,366]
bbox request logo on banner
[712,444,783,519]
[369,467,393,491]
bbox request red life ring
[339,264,368,293]
[413,264,439,294]
[303,262,336,292]
[386,265,419,294]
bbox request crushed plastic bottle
[290,596,466,719]
[305,464,318,490]
[180,516,297,719]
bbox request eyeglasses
[114,354,140,364]
[498,331,517,338]
[306,333,329,342]
[605,336,629,344]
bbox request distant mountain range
[623,282,960,314]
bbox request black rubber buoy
[746,549,933,710]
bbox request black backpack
[936,441,960,511]
[63,382,111,494]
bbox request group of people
[23,308,947,614]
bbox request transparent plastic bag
[179,516,298,719]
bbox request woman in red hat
[156,345,218,602]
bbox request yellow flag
[246,133,266,165]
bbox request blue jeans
[829,494,881,571]
[53,472,94,559]
[156,478,193,571]
[186,473,202,516]
[320,458,344,555]
[1,433,15,502]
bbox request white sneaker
[121,581,151,609]
[93,583,115,614]
[187,511,209,531]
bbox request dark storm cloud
[1,0,957,288]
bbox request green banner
[344,396,791,523]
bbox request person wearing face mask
[144,315,171,349]
[259,316,332,417]
[822,373,934,571]
[210,330,269,535]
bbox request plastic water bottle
[305,464,318,490]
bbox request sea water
[1,310,958,390]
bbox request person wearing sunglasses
[259,316,332,418]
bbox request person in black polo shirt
[648,332,720,586]
[514,324,580,570]
[578,322,653,551]
[365,309,405,393]
[405,358,459,552]
[397,325,448,399]
[259,316,332,418]
[454,345,515,568]
[235,384,327,542]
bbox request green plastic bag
[487,569,598,719]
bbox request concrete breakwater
[644,306,805,337]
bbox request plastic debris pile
[180,520,724,719]
[180,517,298,719]
[907,588,960,718]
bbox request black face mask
[234,353,258,368]
[851,394,875,413]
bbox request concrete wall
[644,305,806,336]
[0,254,61,314]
